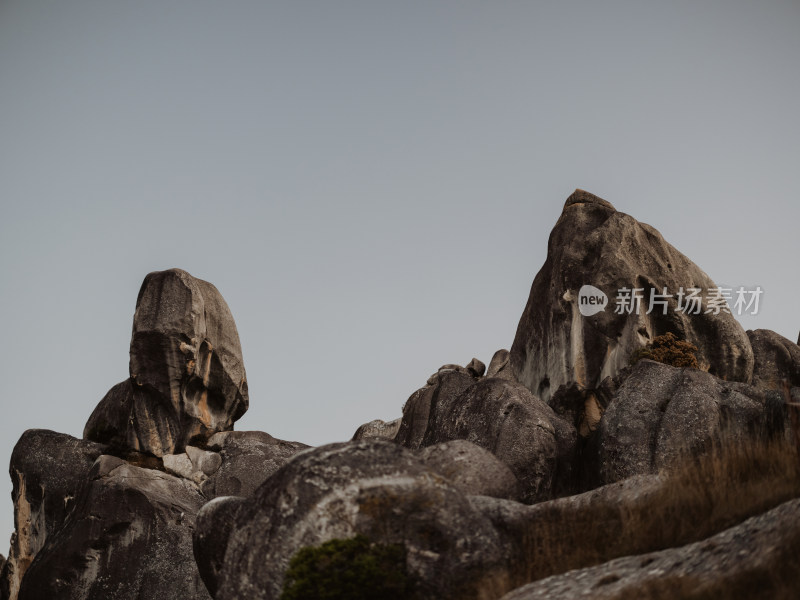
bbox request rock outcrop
[3,194,798,600]
[0,269,280,600]
[0,431,107,600]
[510,190,754,404]
[597,359,785,484]
[195,439,511,600]
[85,268,249,456]
[351,418,402,441]
[499,497,800,600]
[396,372,575,502]
[417,439,520,500]
[747,328,800,391]
[200,430,308,498]
[17,456,211,600]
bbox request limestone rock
[394,370,476,450]
[747,329,800,391]
[194,439,510,600]
[417,439,520,500]
[16,455,210,600]
[200,431,309,498]
[84,268,248,456]
[466,357,486,377]
[397,373,575,503]
[598,359,784,484]
[510,190,754,404]
[486,349,515,381]
[499,497,800,600]
[351,418,402,441]
[193,496,247,598]
[163,452,196,480]
[0,430,107,600]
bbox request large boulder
[394,370,477,450]
[194,439,510,600]
[510,190,753,404]
[417,439,520,500]
[0,430,107,600]
[17,455,210,600]
[597,359,784,484]
[397,373,575,503]
[84,268,248,456]
[499,497,800,600]
[200,430,309,498]
[747,329,800,391]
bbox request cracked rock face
[195,439,511,600]
[510,190,754,404]
[85,268,249,456]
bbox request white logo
[578,285,608,316]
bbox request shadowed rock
[396,373,575,503]
[747,329,800,391]
[510,190,753,405]
[16,455,210,600]
[194,439,511,600]
[0,431,107,600]
[597,359,784,484]
[499,497,800,600]
[84,268,248,456]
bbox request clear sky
[1,1,798,551]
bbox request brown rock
[84,268,248,456]
[510,190,753,404]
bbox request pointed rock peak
[564,189,616,211]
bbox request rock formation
[3,192,799,600]
[597,359,785,485]
[499,497,800,600]
[747,328,800,391]
[395,367,575,502]
[195,440,512,600]
[510,190,753,405]
[85,268,249,456]
[0,269,305,600]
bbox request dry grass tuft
[512,432,800,585]
[629,332,700,369]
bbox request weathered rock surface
[397,373,575,502]
[84,268,249,456]
[200,430,309,498]
[499,497,800,600]
[0,430,107,600]
[598,359,784,484]
[418,439,520,500]
[747,328,800,391]
[486,349,515,381]
[394,370,477,449]
[351,417,402,441]
[17,455,210,600]
[195,439,511,600]
[510,190,754,404]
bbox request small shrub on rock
[629,332,700,369]
[280,535,412,600]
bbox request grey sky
[1,1,798,549]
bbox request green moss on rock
[280,535,413,600]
